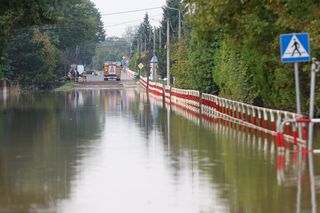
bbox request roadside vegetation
[129,0,320,115]
[0,0,105,90]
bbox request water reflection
[147,92,320,213]
[0,89,318,212]
[0,91,106,212]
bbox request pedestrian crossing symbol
[280,33,310,63]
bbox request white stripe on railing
[171,87,200,113]
[127,69,137,79]
[136,80,305,147]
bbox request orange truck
[103,62,121,81]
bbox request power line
[105,14,162,28]
[101,7,162,16]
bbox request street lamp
[165,5,181,86]
[166,5,181,39]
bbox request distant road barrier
[127,69,136,79]
[127,70,307,149]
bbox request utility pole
[140,37,142,56]
[144,37,146,52]
[149,29,152,52]
[167,19,170,86]
[138,38,141,75]
[178,10,181,39]
[153,26,157,81]
[159,28,161,49]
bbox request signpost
[280,33,310,139]
[150,56,158,82]
[138,63,144,70]
[280,33,310,63]
[138,63,144,77]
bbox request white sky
[91,0,166,37]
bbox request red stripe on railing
[296,119,311,123]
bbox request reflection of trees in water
[0,91,105,211]
[126,89,154,139]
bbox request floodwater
[0,89,319,213]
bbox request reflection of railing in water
[170,101,200,126]
[202,111,319,213]
[201,110,277,153]
[126,71,310,149]
[278,149,319,213]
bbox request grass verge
[54,82,75,92]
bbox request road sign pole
[294,62,303,138]
[281,33,310,140]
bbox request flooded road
[0,88,319,213]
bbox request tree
[0,0,105,88]
[131,13,154,54]
[129,13,154,77]
[55,0,105,65]
[6,27,59,88]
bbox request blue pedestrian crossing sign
[280,33,310,63]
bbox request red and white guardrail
[136,75,311,149]
[277,118,320,151]
[171,87,200,113]
[139,76,148,89]
[201,93,303,142]
[148,81,164,96]
[127,69,137,79]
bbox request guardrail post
[308,58,319,150]
[258,109,262,127]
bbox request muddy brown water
[0,86,319,212]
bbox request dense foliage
[0,0,105,89]
[138,0,320,115]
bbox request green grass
[54,82,75,92]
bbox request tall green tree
[6,27,59,88]
[130,13,154,76]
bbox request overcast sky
[91,0,166,37]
